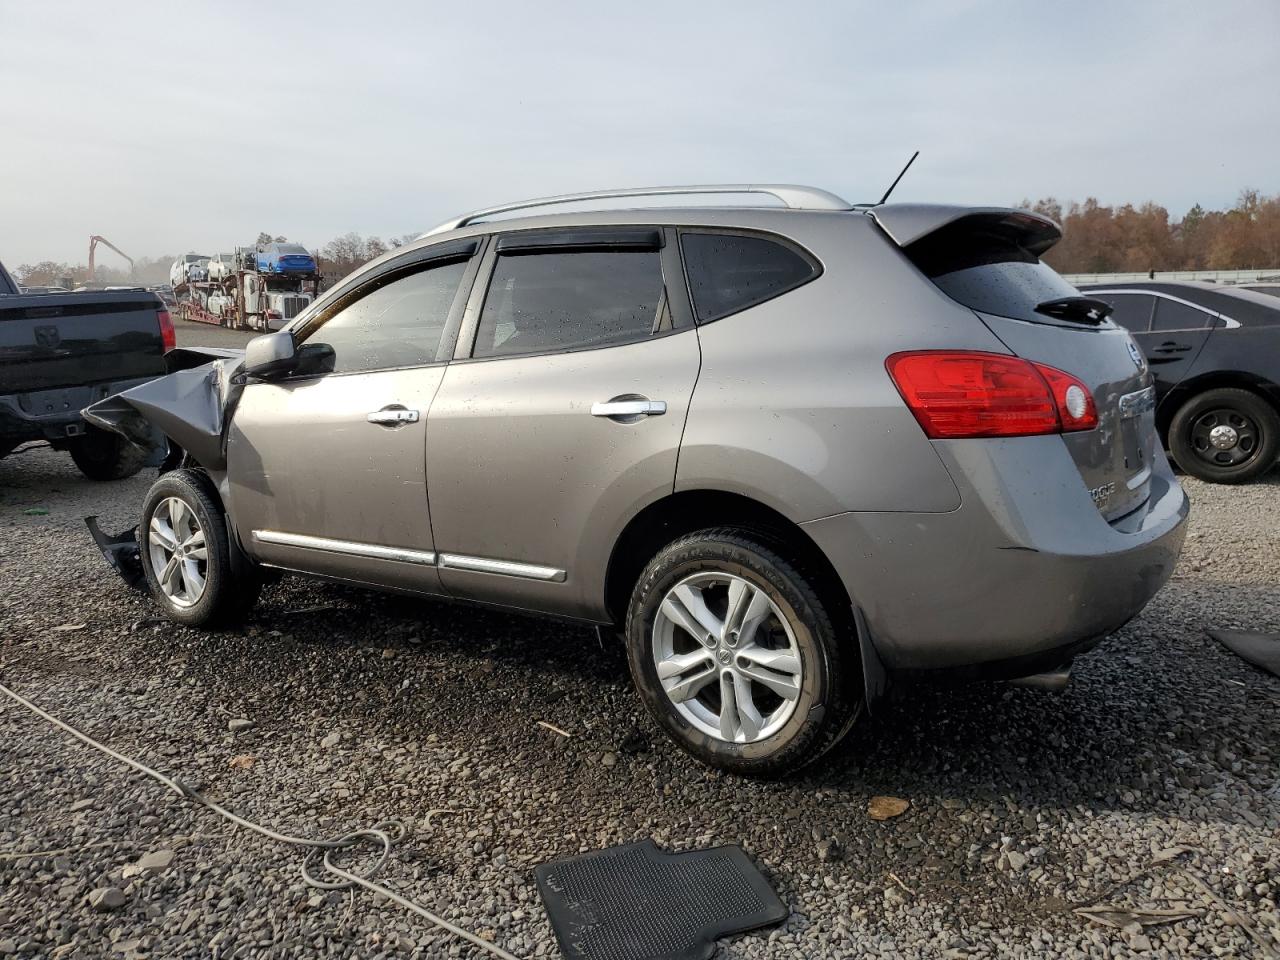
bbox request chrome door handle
[591,399,667,418]
[366,407,419,425]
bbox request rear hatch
[0,291,166,394]
[880,207,1157,522]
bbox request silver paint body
[211,201,1187,674]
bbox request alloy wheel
[147,497,208,608]
[651,571,803,744]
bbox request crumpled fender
[82,346,246,472]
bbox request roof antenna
[877,150,920,205]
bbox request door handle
[1152,341,1192,354]
[366,407,419,425]
[591,399,667,419]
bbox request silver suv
[94,185,1189,775]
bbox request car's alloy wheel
[147,496,209,608]
[652,571,803,744]
[139,469,262,626]
[626,528,861,776]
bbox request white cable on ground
[0,680,520,960]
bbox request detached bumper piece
[85,516,147,592]
[535,839,786,960]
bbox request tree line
[11,190,1280,288]
[1027,190,1280,274]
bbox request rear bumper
[0,377,157,443]
[801,435,1189,672]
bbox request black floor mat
[535,839,787,960]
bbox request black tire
[68,427,147,481]
[139,469,260,627]
[625,528,861,777]
[1168,387,1280,484]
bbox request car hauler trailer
[176,247,320,331]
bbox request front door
[227,249,476,593]
[426,227,701,619]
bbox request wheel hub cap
[1208,424,1239,450]
[147,497,208,608]
[651,572,803,745]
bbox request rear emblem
[1090,481,1116,509]
[1126,338,1145,370]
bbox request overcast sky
[2,0,1277,266]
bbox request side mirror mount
[243,331,297,379]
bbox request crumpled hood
[82,346,246,472]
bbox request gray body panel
[227,367,445,594]
[427,330,700,618]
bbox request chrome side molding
[437,553,567,582]
[252,530,566,583]
[252,530,437,566]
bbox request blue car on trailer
[256,243,316,275]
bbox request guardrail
[1063,268,1280,285]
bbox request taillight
[885,351,1098,439]
[157,309,176,352]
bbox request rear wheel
[68,427,147,481]
[625,528,861,777]
[140,470,260,626]
[1169,387,1280,484]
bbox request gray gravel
[1,437,1278,957]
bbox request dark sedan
[1080,281,1280,483]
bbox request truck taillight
[157,309,176,352]
[885,351,1098,439]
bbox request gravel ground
[1,431,1278,957]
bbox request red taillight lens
[885,351,1097,439]
[157,309,175,352]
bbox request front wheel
[1168,387,1280,484]
[625,528,861,777]
[140,470,260,627]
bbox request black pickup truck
[0,259,174,479]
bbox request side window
[303,259,467,374]
[472,250,667,359]
[1152,298,1214,332]
[681,232,818,323]
[1095,293,1154,333]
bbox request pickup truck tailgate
[0,292,165,393]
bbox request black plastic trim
[495,227,663,254]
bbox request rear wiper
[1034,296,1114,325]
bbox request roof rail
[422,184,854,236]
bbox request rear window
[680,232,818,323]
[907,230,1078,322]
[1152,298,1214,332]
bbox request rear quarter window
[680,232,818,323]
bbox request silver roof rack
[422,183,854,236]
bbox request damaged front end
[82,346,247,473]
[81,345,248,588]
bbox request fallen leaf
[868,796,910,820]
[52,623,86,632]
[23,508,50,516]
[228,754,256,770]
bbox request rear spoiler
[868,204,1062,257]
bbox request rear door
[426,226,700,620]
[1136,296,1215,393]
[227,241,480,593]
